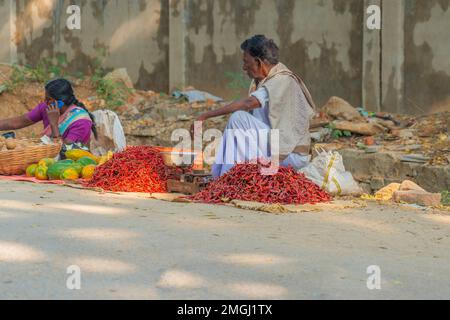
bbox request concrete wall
[181,0,364,109]
[404,0,450,114]
[0,0,13,63]
[0,0,449,115]
[5,0,169,92]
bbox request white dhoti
[211,63,316,178]
[211,110,310,178]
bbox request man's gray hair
[240,35,279,65]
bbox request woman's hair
[45,78,97,139]
[240,35,279,65]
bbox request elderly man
[195,35,316,177]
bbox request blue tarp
[172,90,223,103]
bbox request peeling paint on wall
[13,0,169,93]
[0,0,11,62]
[413,3,450,73]
[280,0,363,108]
[185,0,363,108]
[1,0,449,115]
[290,0,354,73]
[404,0,450,114]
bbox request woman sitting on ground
[0,78,97,149]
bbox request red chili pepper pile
[85,146,168,193]
[189,162,332,204]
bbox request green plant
[4,64,30,91]
[72,71,85,80]
[325,123,352,139]
[93,77,132,109]
[4,53,68,91]
[2,48,133,110]
[442,190,450,206]
[90,51,132,110]
[343,130,352,137]
[224,71,250,100]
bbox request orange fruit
[26,164,38,177]
[35,166,49,180]
[81,165,96,180]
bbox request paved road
[0,181,449,299]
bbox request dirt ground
[0,180,449,300]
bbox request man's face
[242,51,263,80]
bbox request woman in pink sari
[0,78,97,146]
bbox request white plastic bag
[90,110,126,156]
[300,148,362,195]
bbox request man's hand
[190,114,207,138]
[46,101,60,126]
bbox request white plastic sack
[300,149,362,196]
[90,110,126,156]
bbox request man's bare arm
[0,115,34,131]
[198,96,261,121]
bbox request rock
[333,120,385,136]
[370,177,385,191]
[404,139,419,145]
[104,68,134,89]
[321,96,364,121]
[390,129,401,137]
[365,146,381,153]
[393,190,442,207]
[399,180,426,192]
[116,105,139,116]
[131,127,158,137]
[390,144,422,152]
[127,92,146,105]
[310,112,331,128]
[339,148,450,193]
[372,118,397,130]
[400,129,415,139]
[400,154,430,164]
[359,182,373,195]
[418,125,440,137]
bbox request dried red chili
[85,146,169,193]
[189,162,332,205]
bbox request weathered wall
[404,0,450,114]
[12,0,169,92]
[182,0,364,108]
[0,0,449,115]
[0,0,12,63]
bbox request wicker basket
[0,139,62,175]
